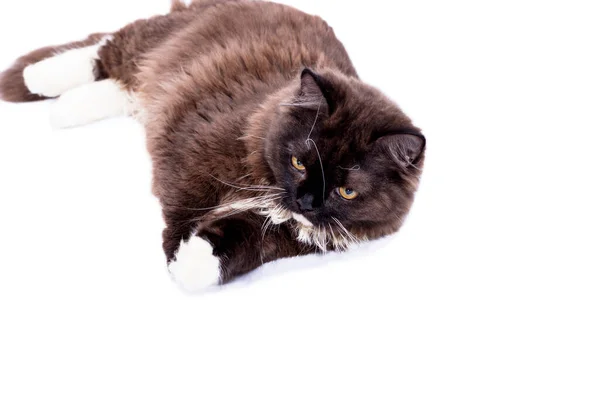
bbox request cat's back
[138,1,356,118]
[161,1,355,77]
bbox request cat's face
[264,69,425,242]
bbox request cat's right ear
[295,68,333,114]
[374,128,426,170]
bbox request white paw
[23,43,103,97]
[50,79,132,128]
[168,235,222,293]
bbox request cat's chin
[260,204,318,231]
[270,197,315,227]
[262,203,314,228]
[260,203,355,252]
[291,213,314,228]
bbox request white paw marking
[23,40,109,97]
[50,79,133,128]
[168,235,221,293]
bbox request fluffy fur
[23,39,109,98]
[0,0,426,291]
[169,234,222,292]
[50,79,133,128]
[0,33,107,102]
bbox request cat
[0,0,426,292]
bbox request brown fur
[0,1,425,285]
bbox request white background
[0,0,599,397]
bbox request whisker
[300,98,326,201]
[332,217,360,246]
[243,134,265,141]
[328,223,346,251]
[261,215,273,241]
[182,193,282,221]
[331,220,348,247]
[305,98,322,143]
[339,165,361,171]
[279,102,321,109]
[208,174,285,192]
[176,192,283,212]
[306,139,326,202]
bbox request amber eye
[291,156,306,171]
[339,187,358,200]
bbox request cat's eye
[339,187,358,200]
[291,156,306,171]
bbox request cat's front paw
[168,235,221,293]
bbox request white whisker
[306,138,326,202]
[172,193,284,212]
[301,98,326,202]
[339,165,361,171]
[332,217,361,247]
[305,97,322,143]
[279,102,321,109]
[261,215,274,241]
[208,174,285,192]
[189,193,284,221]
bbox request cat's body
[0,0,425,292]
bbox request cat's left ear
[296,68,334,115]
[375,129,426,168]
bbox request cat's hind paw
[23,43,102,98]
[168,235,222,293]
[49,79,132,128]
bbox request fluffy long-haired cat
[0,0,426,292]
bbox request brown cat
[0,0,425,292]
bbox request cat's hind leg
[0,33,108,102]
[22,38,110,99]
[50,79,133,129]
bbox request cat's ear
[296,68,334,114]
[375,129,426,169]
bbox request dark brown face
[265,69,425,238]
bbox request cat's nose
[296,193,314,211]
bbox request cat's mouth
[279,196,317,227]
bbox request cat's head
[252,68,425,248]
